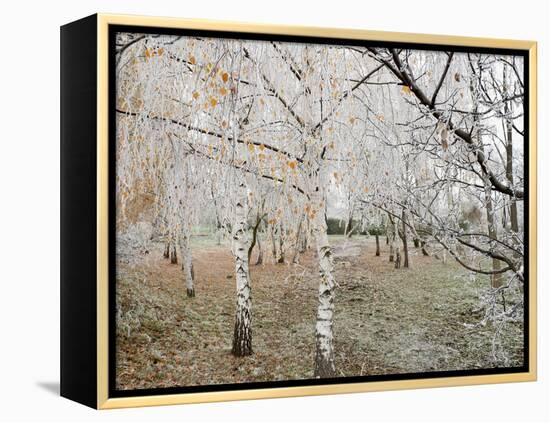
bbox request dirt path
[116,236,523,390]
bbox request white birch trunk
[312,194,337,378]
[179,228,195,297]
[231,178,253,356]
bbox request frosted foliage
[115,32,526,370]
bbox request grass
[115,235,524,390]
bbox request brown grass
[115,236,523,390]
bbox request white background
[0,0,546,421]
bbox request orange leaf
[189,55,196,65]
[221,72,229,83]
[288,161,297,170]
[219,87,228,96]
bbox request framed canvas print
[60,13,537,409]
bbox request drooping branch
[367,48,523,199]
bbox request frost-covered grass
[115,236,524,390]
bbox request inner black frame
[108,23,530,398]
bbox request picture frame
[60,13,537,409]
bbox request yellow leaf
[288,161,297,170]
[145,48,151,58]
[259,144,265,151]
[192,91,200,100]
[189,55,196,65]
[248,143,255,152]
[158,48,164,56]
[221,72,229,83]
[210,97,218,107]
[349,116,356,124]
[401,85,412,95]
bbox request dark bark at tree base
[170,246,178,264]
[231,315,252,357]
[413,238,420,248]
[314,354,336,378]
[186,288,195,297]
[395,251,401,268]
[163,242,170,259]
[375,234,380,256]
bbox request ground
[115,235,524,390]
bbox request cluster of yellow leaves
[401,85,412,95]
[144,47,164,60]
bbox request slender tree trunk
[216,225,222,246]
[277,222,285,264]
[170,235,178,264]
[179,230,195,297]
[163,240,170,259]
[395,246,401,269]
[375,233,380,256]
[312,198,336,378]
[231,179,252,357]
[248,213,263,265]
[345,215,354,238]
[255,237,263,265]
[300,215,309,253]
[292,214,304,264]
[401,208,410,268]
[484,178,502,288]
[504,68,519,233]
[270,225,277,263]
